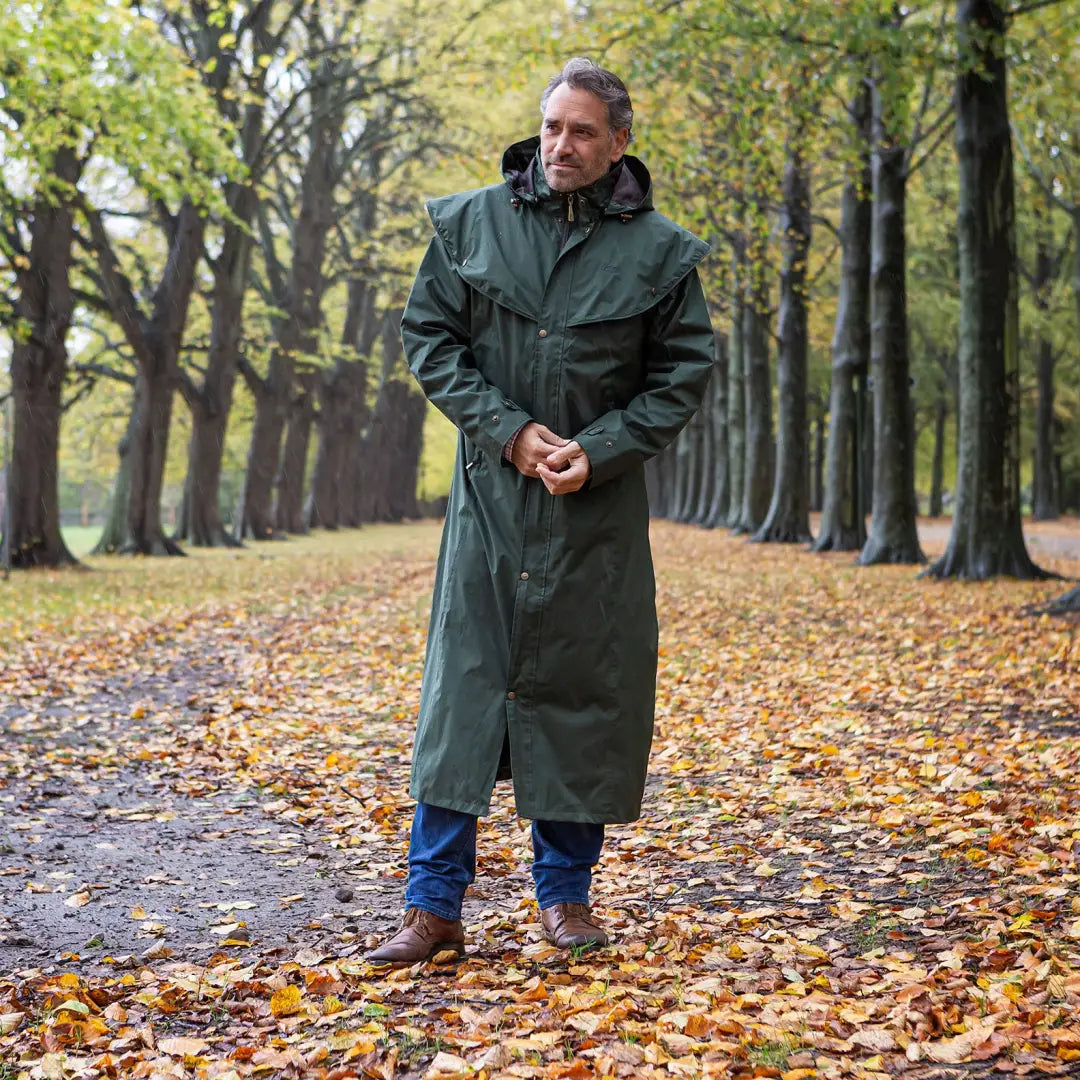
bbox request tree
[0,0,233,565]
[174,0,295,548]
[928,0,1045,580]
[754,133,813,543]
[815,80,872,553]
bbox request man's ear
[610,127,629,163]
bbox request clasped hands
[509,421,590,495]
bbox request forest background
[0,0,1078,574]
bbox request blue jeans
[404,802,605,922]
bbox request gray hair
[540,57,634,138]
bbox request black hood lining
[500,136,652,215]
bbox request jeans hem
[536,895,591,910]
[404,897,462,922]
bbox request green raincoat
[401,137,713,824]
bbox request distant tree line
[1,0,1077,609]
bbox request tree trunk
[7,147,80,568]
[811,404,825,514]
[929,383,947,517]
[243,77,343,539]
[90,201,203,556]
[669,425,692,522]
[815,83,871,553]
[929,0,1044,580]
[176,235,250,547]
[1073,209,1080,338]
[175,25,268,548]
[645,454,665,517]
[1032,339,1057,520]
[1031,197,1058,522]
[274,368,317,535]
[858,81,924,566]
[688,375,715,525]
[357,310,425,522]
[702,333,730,527]
[310,264,379,529]
[737,256,773,535]
[726,243,746,528]
[755,143,812,544]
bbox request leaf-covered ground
[2,520,1079,1080]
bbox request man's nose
[554,131,573,158]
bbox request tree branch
[71,361,137,386]
[1007,0,1068,16]
[1012,123,1075,216]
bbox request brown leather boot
[366,908,465,965]
[541,903,609,949]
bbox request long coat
[401,138,713,824]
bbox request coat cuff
[502,420,530,465]
[477,401,532,461]
[573,419,621,488]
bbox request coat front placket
[505,205,596,810]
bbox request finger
[535,463,559,493]
[534,424,569,447]
[537,461,584,495]
[545,441,581,470]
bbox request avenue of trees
[1,0,1078,598]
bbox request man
[368,58,713,965]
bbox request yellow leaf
[65,890,91,908]
[269,985,303,1017]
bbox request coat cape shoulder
[424,172,709,326]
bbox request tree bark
[815,82,871,554]
[176,39,269,548]
[645,454,665,517]
[1073,209,1080,338]
[928,0,1045,580]
[1032,339,1056,520]
[1031,197,1058,521]
[811,404,825,514]
[274,367,317,534]
[356,310,425,522]
[737,255,773,535]
[726,241,746,528]
[91,201,203,556]
[701,333,730,527]
[243,71,344,538]
[755,142,812,544]
[858,79,924,566]
[176,226,251,547]
[688,371,715,525]
[7,146,80,568]
[929,382,947,517]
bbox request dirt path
[2,523,1078,1079]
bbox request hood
[500,136,654,217]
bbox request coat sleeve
[572,268,714,489]
[401,235,534,460]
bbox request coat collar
[500,136,654,222]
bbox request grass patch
[0,523,444,652]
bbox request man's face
[540,83,629,194]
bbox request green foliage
[0,0,237,210]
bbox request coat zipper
[567,194,575,222]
